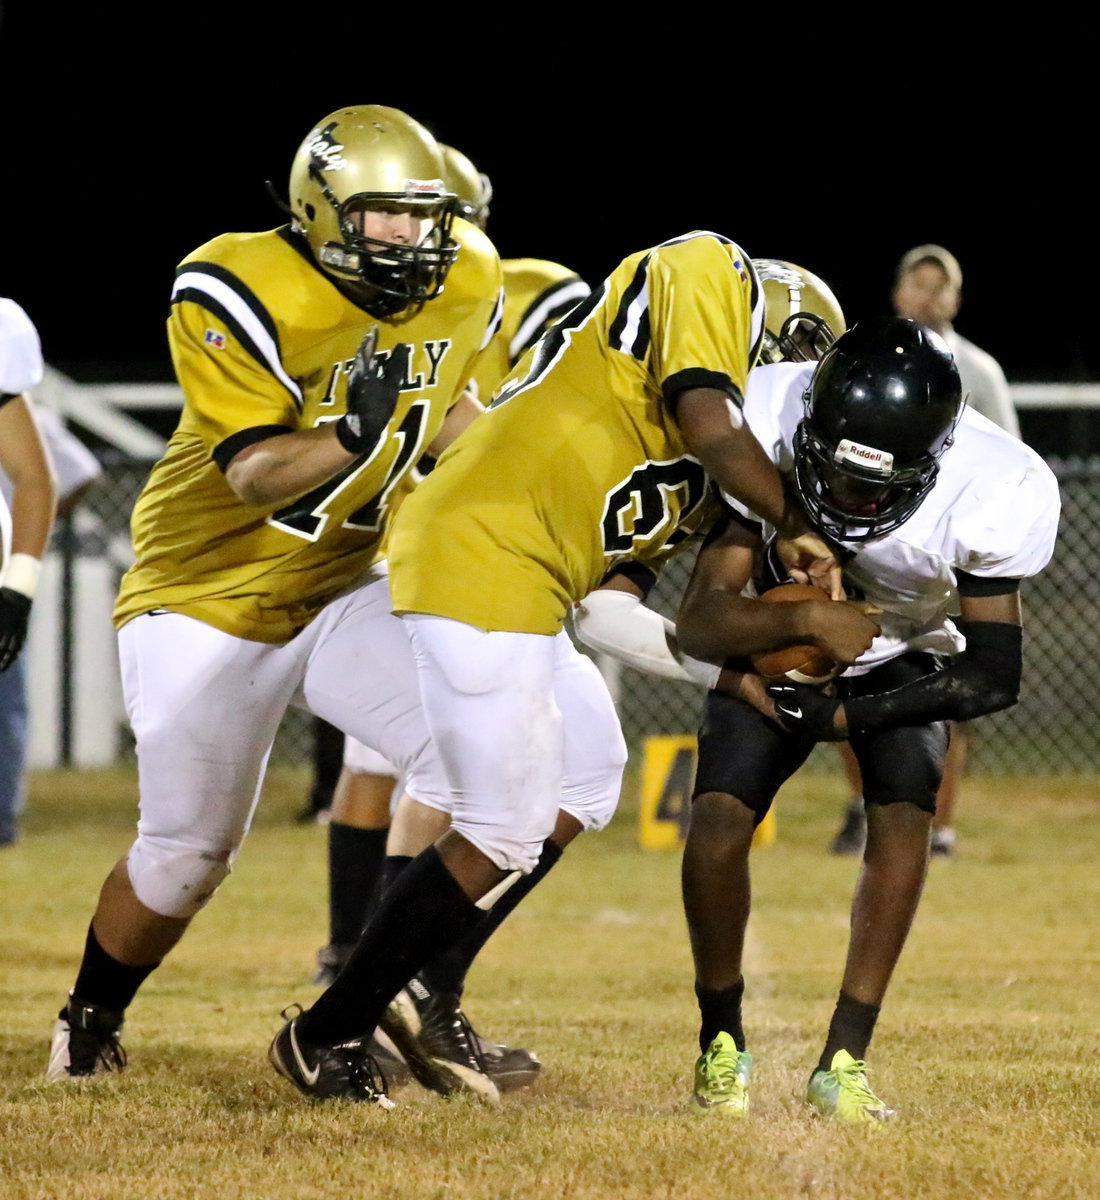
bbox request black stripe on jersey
[212,424,294,472]
[661,369,744,419]
[174,261,281,351]
[630,306,651,360]
[511,276,588,362]
[608,254,652,354]
[173,283,286,403]
[491,282,607,409]
[955,569,1022,597]
[600,559,660,599]
[746,258,764,365]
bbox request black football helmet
[792,317,964,542]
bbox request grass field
[2,765,1099,1199]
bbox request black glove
[0,587,32,672]
[765,682,847,741]
[335,328,409,455]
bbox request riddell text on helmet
[834,438,894,473]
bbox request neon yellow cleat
[806,1049,896,1123]
[691,1032,752,1116]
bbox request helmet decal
[307,123,348,173]
[834,438,894,474]
[403,178,446,198]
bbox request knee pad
[560,736,628,832]
[127,836,233,919]
[450,800,559,875]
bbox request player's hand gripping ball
[750,583,840,686]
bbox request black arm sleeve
[599,559,659,599]
[844,621,1023,734]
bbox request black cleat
[366,1031,413,1089]
[379,979,501,1105]
[475,1033,542,1092]
[829,798,867,856]
[268,1007,395,1106]
[47,993,127,1081]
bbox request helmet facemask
[754,259,847,365]
[793,416,944,541]
[311,175,459,320]
[759,312,840,365]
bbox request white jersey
[0,298,44,396]
[0,298,47,564]
[722,362,1061,674]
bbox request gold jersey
[115,221,503,643]
[377,255,589,537]
[469,259,590,403]
[388,231,764,634]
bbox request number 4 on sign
[638,735,776,850]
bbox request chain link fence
[56,449,1099,775]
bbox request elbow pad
[845,621,1023,734]
[573,590,721,688]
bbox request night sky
[2,20,1091,387]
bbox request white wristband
[2,553,42,599]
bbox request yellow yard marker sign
[639,734,776,850]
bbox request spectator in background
[0,298,62,846]
[830,245,1019,858]
[891,244,1019,438]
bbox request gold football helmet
[289,105,458,318]
[753,259,846,364]
[440,145,493,230]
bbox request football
[750,584,840,685]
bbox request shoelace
[450,1008,490,1074]
[833,1060,883,1107]
[704,1047,745,1098]
[337,1044,390,1102]
[69,1009,127,1073]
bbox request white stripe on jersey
[172,270,303,404]
[637,232,765,372]
[509,280,591,363]
[480,286,505,350]
[618,277,649,353]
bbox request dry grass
[2,765,1099,1199]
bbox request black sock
[299,846,483,1046]
[379,854,414,897]
[327,824,388,945]
[308,718,344,814]
[70,923,159,1014]
[818,990,880,1069]
[419,838,564,997]
[695,978,746,1052]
